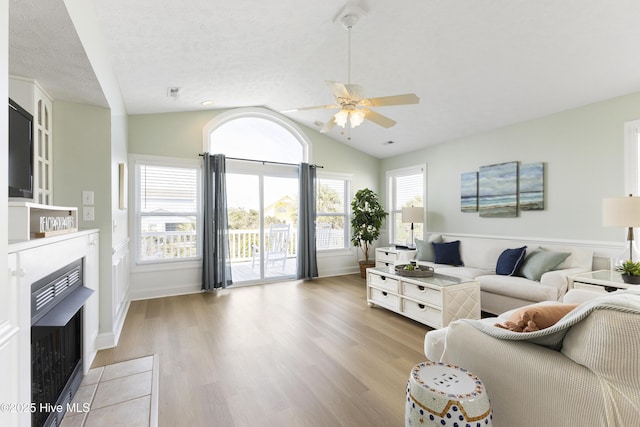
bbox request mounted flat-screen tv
[8,98,34,199]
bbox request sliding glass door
[226,165,298,284]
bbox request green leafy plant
[616,260,640,276]
[350,188,388,263]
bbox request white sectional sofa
[414,234,594,314]
[424,289,640,426]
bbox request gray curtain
[202,153,232,290]
[297,163,318,279]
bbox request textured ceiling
[9,0,108,108]
[9,0,640,158]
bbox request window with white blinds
[316,175,351,250]
[387,166,425,246]
[135,159,201,264]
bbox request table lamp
[401,206,424,248]
[602,194,640,265]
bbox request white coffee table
[367,266,480,329]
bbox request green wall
[53,101,115,334]
[381,92,640,242]
[53,101,111,228]
[128,108,380,192]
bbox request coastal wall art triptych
[460,161,544,217]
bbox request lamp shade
[602,196,640,227]
[402,206,424,224]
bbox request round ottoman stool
[405,361,492,427]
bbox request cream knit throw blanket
[461,288,640,350]
[461,288,640,425]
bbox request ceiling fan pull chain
[347,25,352,85]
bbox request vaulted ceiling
[9,0,640,158]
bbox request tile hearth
[61,355,158,427]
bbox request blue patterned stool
[405,361,492,427]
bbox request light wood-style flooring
[93,274,431,427]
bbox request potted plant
[616,260,640,284]
[351,188,388,278]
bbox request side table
[375,247,416,268]
[570,270,634,294]
[405,361,492,427]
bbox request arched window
[202,108,312,284]
[203,107,309,162]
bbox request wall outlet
[82,190,94,205]
[83,206,95,221]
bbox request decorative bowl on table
[395,264,434,277]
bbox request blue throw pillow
[432,240,463,266]
[496,246,527,276]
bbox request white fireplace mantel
[7,229,99,427]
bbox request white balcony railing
[227,229,298,262]
[140,228,344,262]
[140,230,198,261]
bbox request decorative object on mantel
[615,260,640,284]
[351,188,388,278]
[34,215,76,238]
[8,201,78,241]
[602,194,640,266]
[401,206,424,248]
[479,161,518,218]
[395,264,434,277]
[461,161,546,216]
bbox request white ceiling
[9,0,640,158]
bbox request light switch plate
[83,206,95,221]
[82,190,94,206]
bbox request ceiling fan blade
[326,81,351,99]
[281,104,339,113]
[364,93,420,107]
[344,84,366,102]
[362,108,397,128]
[320,116,337,133]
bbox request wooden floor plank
[93,273,431,426]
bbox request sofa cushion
[433,240,463,266]
[415,234,442,261]
[520,249,570,281]
[541,245,593,270]
[436,266,493,280]
[443,236,508,271]
[477,275,559,302]
[496,246,527,276]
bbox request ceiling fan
[282,12,419,133]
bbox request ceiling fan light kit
[283,4,419,134]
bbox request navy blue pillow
[432,240,463,266]
[496,246,527,276]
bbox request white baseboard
[84,330,99,373]
[130,283,201,301]
[318,266,360,277]
[95,298,131,350]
